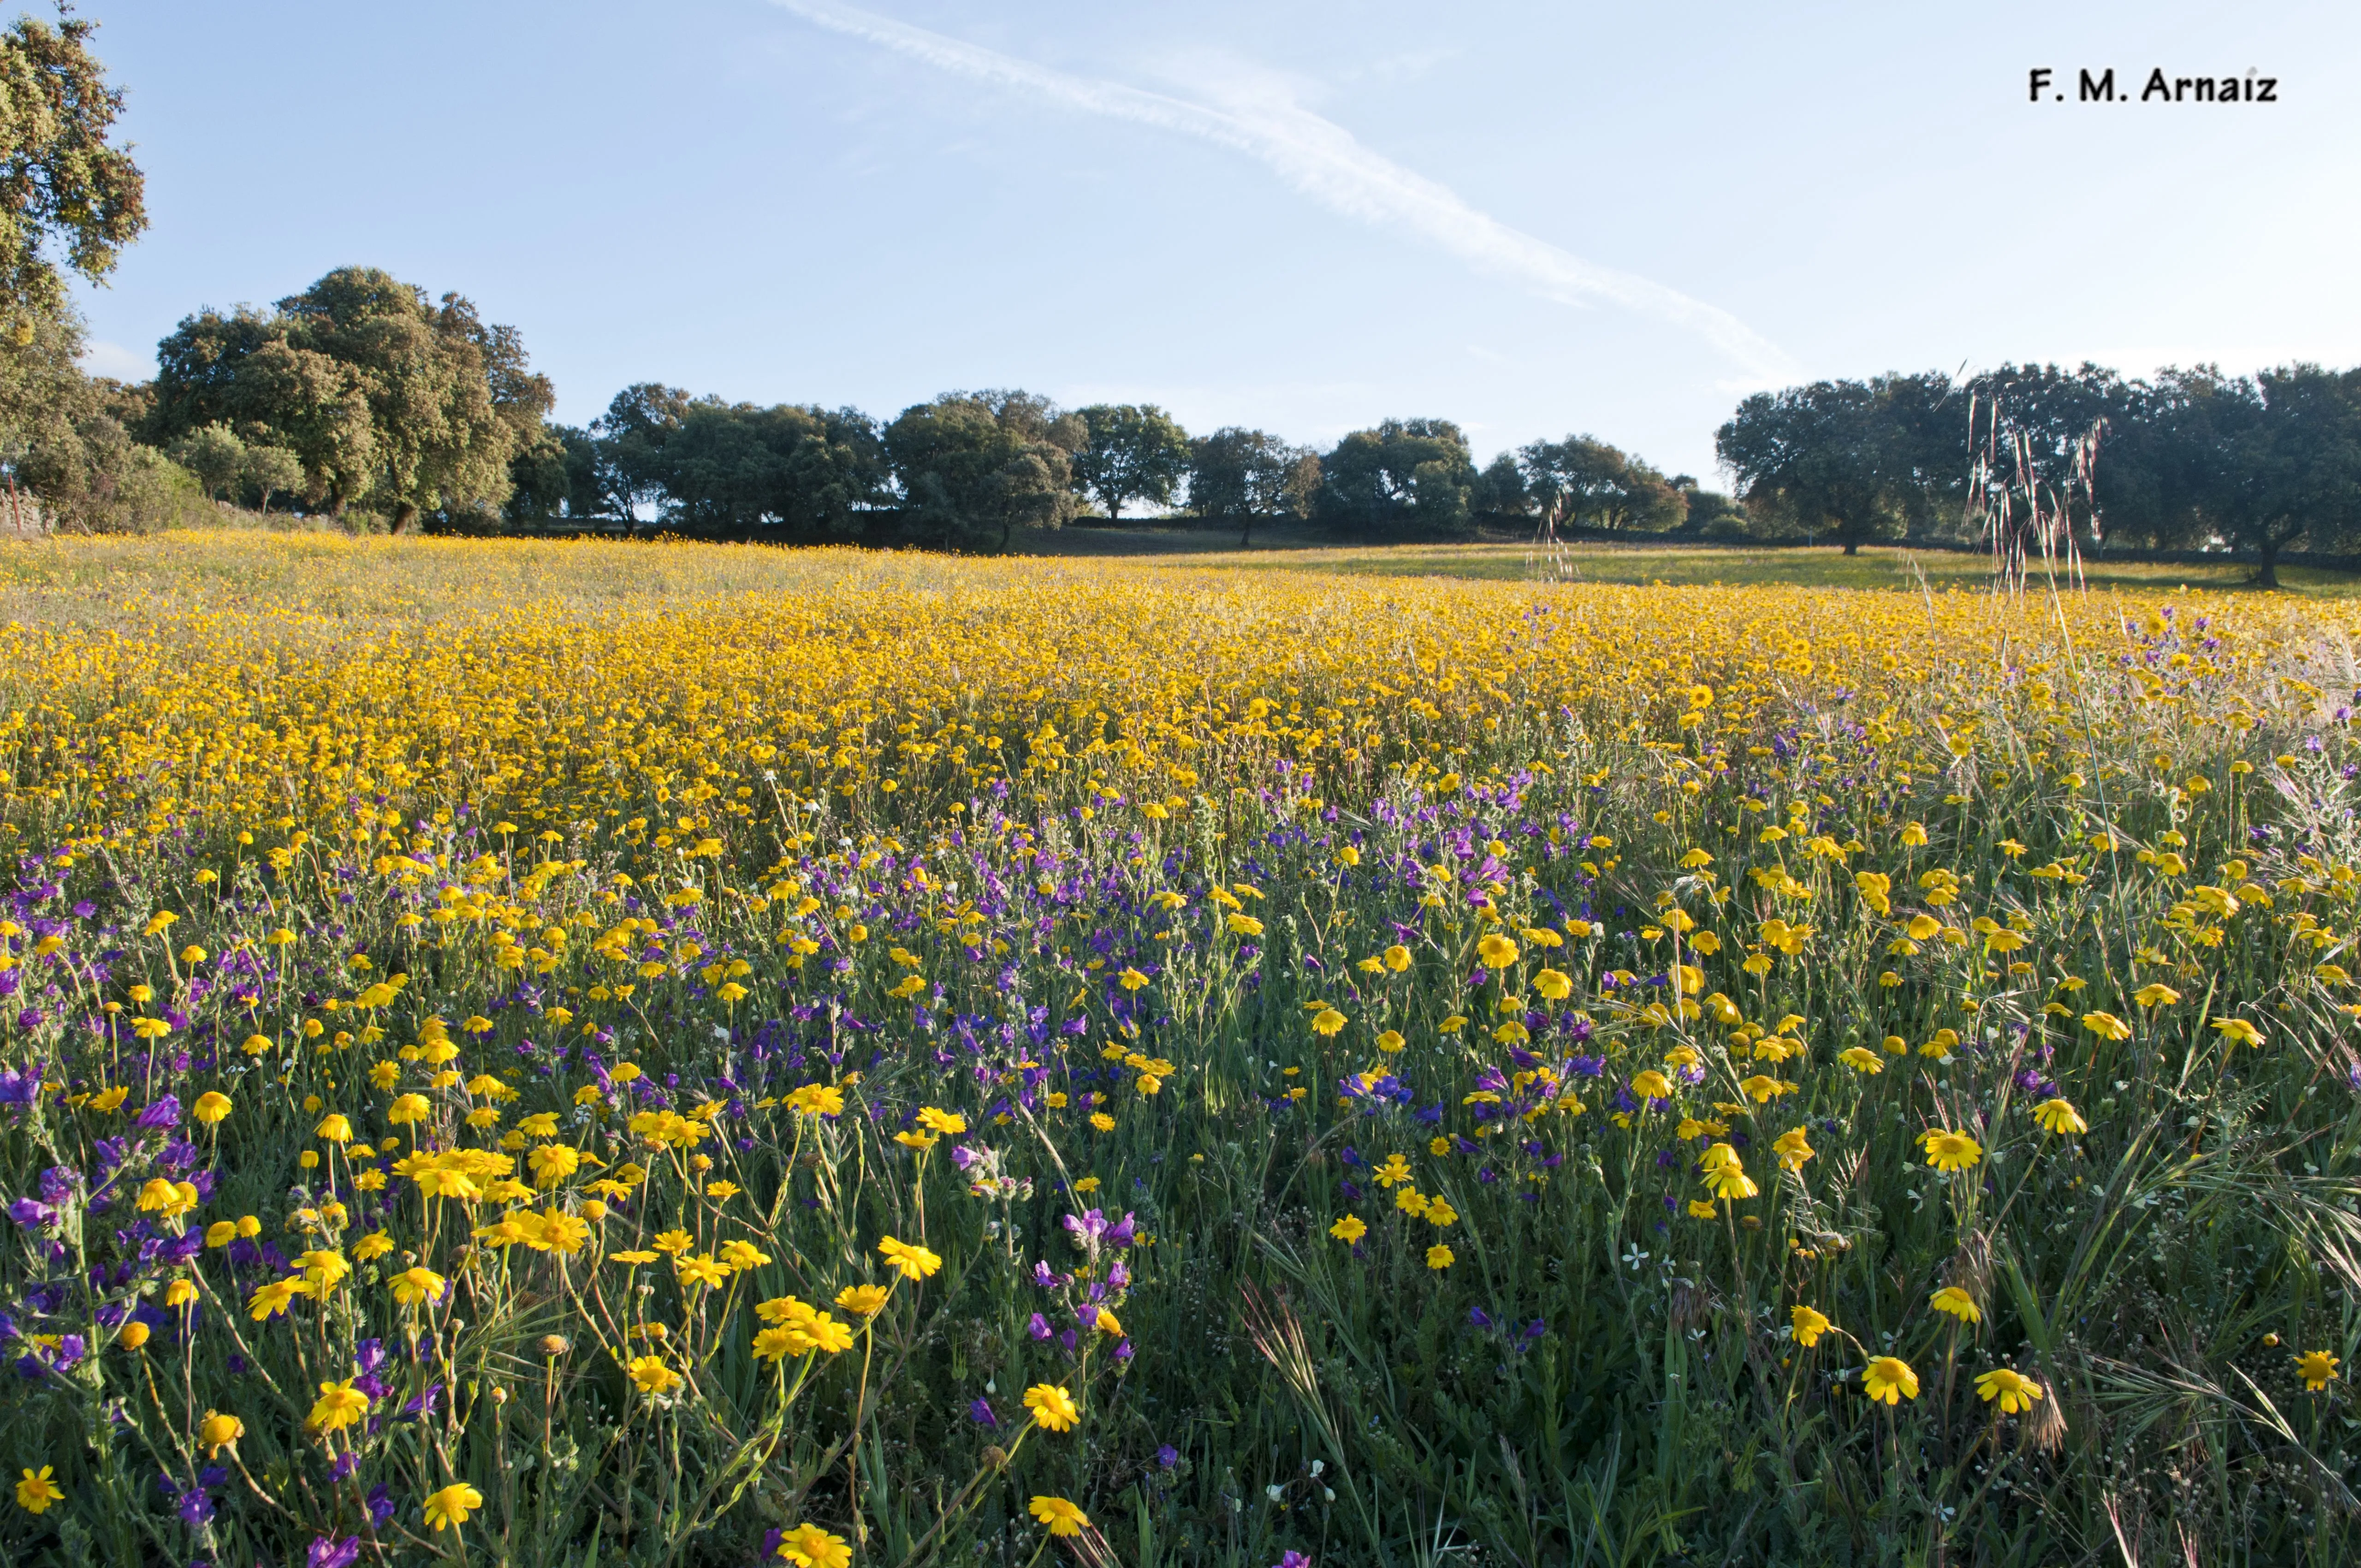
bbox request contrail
[769,0,1794,382]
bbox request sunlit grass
[1062,535,2361,597]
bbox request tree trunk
[998,517,1012,554]
[1106,497,1120,528]
[1842,538,1859,556]
[2256,535,2282,589]
[1240,514,1252,550]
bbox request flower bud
[199,1410,245,1455]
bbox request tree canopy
[2143,365,2361,586]
[0,8,195,534]
[1517,434,1685,533]
[1070,403,1188,524]
[1715,376,1949,555]
[884,391,1084,551]
[524,385,891,540]
[0,7,144,328]
[148,266,548,530]
[1315,418,1478,537]
[1186,427,1317,547]
[1713,361,2361,580]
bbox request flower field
[1,533,2359,1566]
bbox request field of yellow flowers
[0,532,2358,1567]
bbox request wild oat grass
[0,533,2356,1566]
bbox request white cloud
[770,0,1793,383]
[1329,45,1463,86]
[79,339,152,381]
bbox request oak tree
[1071,403,1188,524]
[0,7,145,326]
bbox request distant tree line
[486,386,1738,554]
[6,225,1741,546]
[3,14,2358,574]
[19,245,2361,578]
[540,364,2361,579]
[1716,363,2361,586]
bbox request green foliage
[167,421,244,500]
[1472,451,1529,520]
[0,7,144,326]
[0,288,87,495]
[147,267,550,531]
[1316,419,1477,538]
[1187,427,1317,547]
[23,417,208,534]
[564,388,890,539]
[0,298,203,533]
[2139,366,2361,586]
[159,421,304,516]
[1517,435,1685,533]
[1715,377,1944,554]
[1072,403,1190,524]
[586,382,694,525]
[239,441,302,516]
[1669,477,1747,538]
[1715,360,2361,580]
[667,402,889,538]
[500,420,578,527]
[884,390,1085,551]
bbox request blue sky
[64,0,2361,483]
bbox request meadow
[0,531,2356,1568]
[1007,525,2361,599]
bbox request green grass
[1012,527,2361,597]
